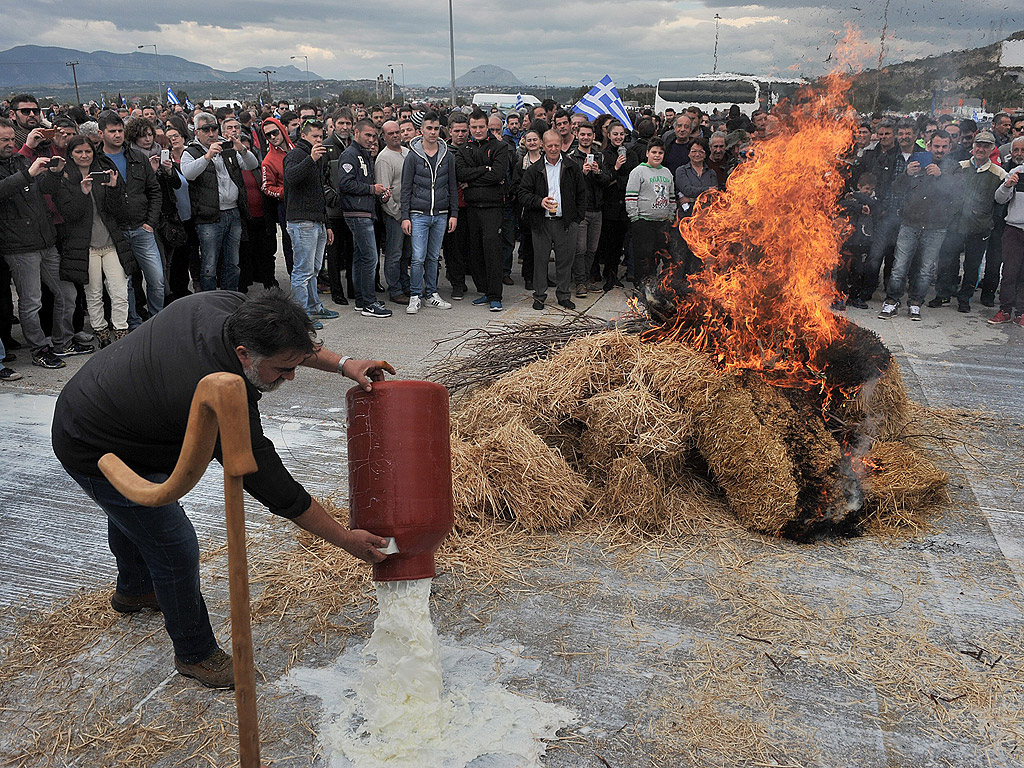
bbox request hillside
[454,65,523,88]
[848,30,1024,112]
[0,46,322,87]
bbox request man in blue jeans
[283,119,338,329]
[338,119,391,318]
[52,291,392,689]
[401,113,457,314]
[180,112,260,293]
[98,111,164,324]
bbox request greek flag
[185,98,195,111]
[167,87,180,106]
[101,94,106,108]
[572,75,633,132]
[514,92,526,111]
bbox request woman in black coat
[60,135,137,347]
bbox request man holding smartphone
[568,121,611,298]
[989,137,1024,327]
[181,112,259,292]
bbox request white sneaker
[878,302,899,319]
[406,295,421,314]
[426,293,452,310]
[909,305,922,321]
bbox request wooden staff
[98,372,262,768]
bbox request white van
[472,93,541,111]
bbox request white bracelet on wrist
[338,356,352,375]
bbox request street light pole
[398,63,405,94]
[388,64,395,101]
[713,14,722,74]
[137,44,160,104]
[65,61,81,105]
[534,76,548,100]
[291,55,310,101]
[448,0,457,107]
[259,70,275,103]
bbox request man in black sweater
[455,110,510,311]
[52,290,393,689]
[284,119,338,328]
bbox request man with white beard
[51,290,392,690]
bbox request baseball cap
[974,130,996,145]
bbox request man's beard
[242,356,284,393]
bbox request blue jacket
[400,137,458,220]
[336,142,377,218]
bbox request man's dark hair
[636,117,656,139]
[224,290,318,358]
[959,118,977,133]
[857,172,877,187]
[0,117,14,130]
[332,106,354,123]
[353,118,376,134]
[370,106,384,116]
[297,102,316,116]
[469,109,487,123]
[895,119,917,134]
[648,137,665,149]
[65,106,88,125]
[930,129,951,143]
[398,117,415,128]
[553,109,572,123]
[279,110,299,125]
[214,106,234,122]
[531,119,550,135]
[448,112,469,127]
[876,118,895,132]
[576,120,594,133]
[238,110,253,125]
[10,93,38,109]
[541,98,556,113]
[97,111,124,131]
[421,111,440,124]
[300,119,323,135]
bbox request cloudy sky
[3,0,1018,86]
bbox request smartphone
[160,149,170,163]
[39,128,56,140]
[910,151,932,166]
[220,138,233,148]
[89,170,110,181]
[586,153,594,165]
[617,146,627,158]
[46,157,61,168]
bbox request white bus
[472,93,541,111]
[654,74,805,116]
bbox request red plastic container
[346,380,454,581]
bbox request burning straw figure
[437,51,948,541]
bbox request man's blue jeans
[410,213,447,297]
[196,208,242,292]
[287,220,327,314]
[123,227,165,325]
[886,226,946,306]
[383,215,411,299]
[345,216,379,308]
[65,467,218,665]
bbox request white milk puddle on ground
[280,579,577,767]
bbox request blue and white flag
[167,87,180,106]
[185,98,195,111]
[514,92,526,111]
[572,75,633,132]
[101,94,106,108]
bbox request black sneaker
[533,299,545,310]
[54,340,95,357]
[361,302,393,318]
[927,296,950,309]
[848,297,868,309]
[31,346,66,369]
[980,293,996,308]
[957,300,970,313]
[110,590,161,614]
[451,288,465,300]
[558,299,576,310]
[0,366,22,381]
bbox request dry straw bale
[476,417,592,531]
[863,439,950,530]
[840,359,912,440]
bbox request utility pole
[388,64,395,101]
[66,61,81,105]
[291,55,310,101]
[260,70,275,104]
[713,14,722,73]
[137,44,160,104]
[448,0,457,107]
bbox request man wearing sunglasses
[9,94,44,150]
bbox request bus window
[657,79,758,107]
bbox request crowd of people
[2,91,1022,383]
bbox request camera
[46,157,61,169]
[89,170,110,181]
[220,138,233,148]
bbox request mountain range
[0,45,323,87]
[453,65,523,88]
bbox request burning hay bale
[444,327,943,542]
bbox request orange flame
[645,31,864,396]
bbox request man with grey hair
[708,130,729,187]
[180,111,259,291]
[988,136,1024,326]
